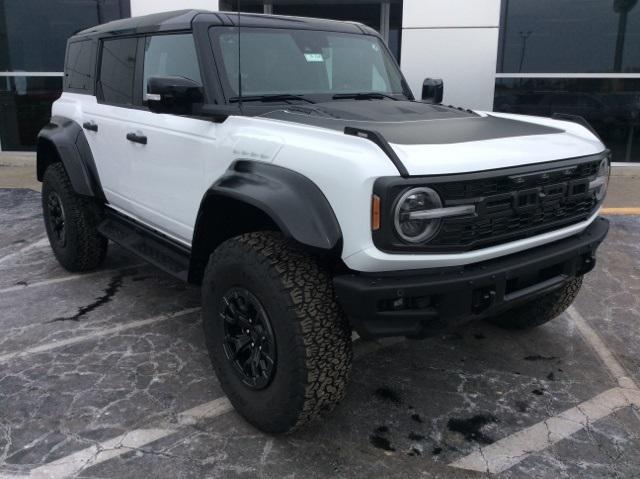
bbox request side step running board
[98,210,190,282]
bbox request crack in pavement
[48,274,125,323]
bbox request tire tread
[42,162,107,272]
[204,231,352,432]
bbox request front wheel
[485,276,583,330]
[202,232,352,433]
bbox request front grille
[435,160,599,200]
[371,154,605,254]
[427,158,601,251]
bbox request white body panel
[53,92,605,273]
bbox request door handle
[82,121,98,132]
[126,132,147,145]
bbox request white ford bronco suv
[38,10,610,433]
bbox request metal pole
[614,9,628,72]
[380,0,390,44]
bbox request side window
[64,40,96,93]
[142,34,201,101]
[98,37,137,106]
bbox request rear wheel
[42,162,108,272]
[202,231,352,433]
[485,276,583,330]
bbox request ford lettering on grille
[425,159,601,252]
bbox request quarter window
[142,34,202,100]
[64,40,95,93]
[98,37,137,106]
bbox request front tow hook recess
[472,288,496,314]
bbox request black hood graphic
[259,100,564,145]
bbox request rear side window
[142,34,202,100]
[64,40,96,94]
[98,37,138,106]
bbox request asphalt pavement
[0,164,639,478]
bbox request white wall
[400,0,501,111]
[131,0,219,17]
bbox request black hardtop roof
[72,9,377,39]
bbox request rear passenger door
[82,36,139,215]
[119,33,217,244]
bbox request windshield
[209,27,407,101]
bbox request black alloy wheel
[221,287,277,389]
[47,191,67,246]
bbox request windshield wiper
[228,94,315,104]
[332,92,400,101]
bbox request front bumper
[334,217,609,339]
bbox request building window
[496,0,640,162]
[0,76,63,151]
[0,0,130,150]
[498,0,640,74]
[495,78,640,163]
[0,0,130,73]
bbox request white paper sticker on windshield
[304,53,324,62]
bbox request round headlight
[590,158,610,202]
[393,187,442,243]
[597,158,610,201]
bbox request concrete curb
[0,152,36,167]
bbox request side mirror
[422,78,444,104]
[146,75,203,114]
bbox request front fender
[208,160,341,250]
[37,116,104,199]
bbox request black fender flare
[189,161,342,281]
[37,116,105,200]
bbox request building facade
[1,0,638,163]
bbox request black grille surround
[372,152,608,253]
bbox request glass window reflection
[0,0,129,72]
[494,78,640,162]
[498,0,640,73]
[0,76,62,150]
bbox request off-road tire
[485,276,583,330]
[42,162,108,272]
[202,231,352,433]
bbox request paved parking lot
[1,186,639,479]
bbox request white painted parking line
[26,429,173,479]
[0,263,146,295]
[566,306,638,390]
[450,387,638,474]
[451,307,640,474]
[177,397,234,425]
[1,334,395,478]
[15,397,233,479]
[0,238,48,266]
[0,307,201,364]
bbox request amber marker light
[372,194,381,231]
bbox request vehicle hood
[260,101,606,175]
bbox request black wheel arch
[37,116,105,200]
[188,161,342,284]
